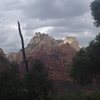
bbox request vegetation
[0,61,21,100]
[46,93,100,100]
[71,0,100,85]
[0,0,100,99]
[0,59,54,100]
[70,33,100,85]
[91,0,100,27]
[70,48,92,85]
[23,59,54,100]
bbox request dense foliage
[0,59,53,100]
[23,59,54,100]
[91,0,100,27]
[47,92,100,100]
[0,61,21,100]
[71,33,100,85]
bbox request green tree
[86,33,100,81]
[24,59,54,100]
[0,60,21,100]
[70,0,100,85]
[91,0,100,27]
[70,34,100,85]
[70,48,92,85]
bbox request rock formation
[8,33,80,82]
[0,48,10,71]
[0,48,5,57]
[7,52,17,62]
[64,36,80,51]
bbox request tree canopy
[70,33,100,85]
[0,58,54,100]
[91,0,100,27]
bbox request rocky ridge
[7,33,80,81]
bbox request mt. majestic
[8,33,80,81]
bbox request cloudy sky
[0,0,99,53]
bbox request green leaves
[71,48,92,85]
[70,33,100,85]
[91,0,100,27]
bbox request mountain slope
[8,33,79,81]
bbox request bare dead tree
[18,21,29,72]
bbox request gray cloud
[22,0,91,19]
[0,0,98,53]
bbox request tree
[70,33,100,85]
[70,48,93,85]
[18,21,29,72]
[24,59,54,100]
[90,0,100,27]
[0,61,21,100]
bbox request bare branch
[18,21,29,72]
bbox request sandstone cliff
[64,36,80,51]
[7,52,17,62]
[8,33,80,81]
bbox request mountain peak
[64,36,80,51]
[28,32,55,46]
[27,33,58,51]
[7,33,79,81]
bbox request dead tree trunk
[18,21,29,72]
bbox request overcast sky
[0,0,99,53]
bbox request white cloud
[33,26,54,33]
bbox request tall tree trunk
[18,21,29,72]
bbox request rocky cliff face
[8,33,80,81]
[64,36,80,51]
[7,52,17,62]
[0,48,5,58]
